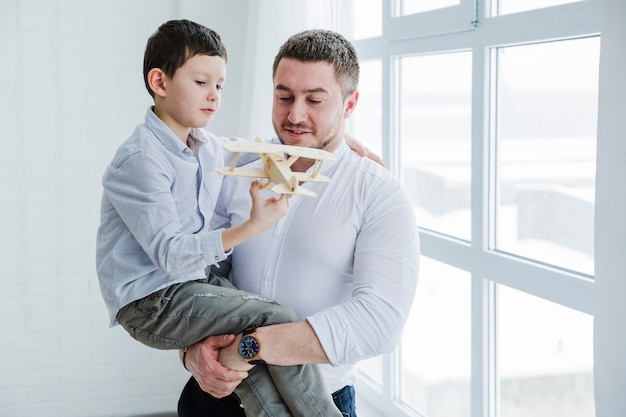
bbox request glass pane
[400,257,471,416]
[497,284,595,417]
[350,60,383,158]
[399,52,472,241]
[493,38,599,276]
[347,0,382,40]
[358,355,384,386]
[495,0,583,16]
[401,0,460,15]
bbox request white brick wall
[0,1,244,416]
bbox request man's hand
[182,335,248,398]
[217,333,255,372]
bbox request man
[180,29,420,417]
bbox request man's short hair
[143,19,227,98]
[272,29,359,99]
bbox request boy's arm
[220,181,287,252]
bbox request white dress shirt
[211,140,420,392]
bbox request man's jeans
[117,274,341,417]
[332,385,357,417]
[178,375,358,417]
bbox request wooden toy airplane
[218,138,336,198]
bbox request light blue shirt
[97,108,237,326]
[212,140,420,392]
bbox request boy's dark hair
[272,29,359,99]
[143,19,228,98]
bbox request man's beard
[278,124,335,150]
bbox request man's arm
[220,320,330,369]
[185,321,329,397]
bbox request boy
[96,19,341,417]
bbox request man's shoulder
[339,148,397,183]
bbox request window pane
[497,284,595,417]
[400,52,472,240]
[495,0,584,16]
[401,0,460,15]
[358,356,384,386]
[350,60,383,158]
[400,257,471,416]
[493,38,599,276]
[347,0,382,40]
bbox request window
[496,285,594,417]
[399,52,472,241]
[350,60,383,158]
[341,1,600,416]
[401,257,471,416]
[492,37,599,276]
[494,0,586,15]
[401,0,460,15]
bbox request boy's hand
[345,134,386,168]
[220,181,287,252]
[247,180,288,232]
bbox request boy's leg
[237,361,342,417]
[117,276,341,417]
[116,276,296,349]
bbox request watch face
[239,335,260,360]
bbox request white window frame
[341,1,602,416]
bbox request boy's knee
[274,303,298,323]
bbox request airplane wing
[291,172,330,183]
[217,167,268,178]
[219,139,334,199]
[271,183,317,197]
[223,140,336,162]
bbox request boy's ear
[147,68,168,98]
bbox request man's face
[272,58,357,153]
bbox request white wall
[594,0,626,416]
[0,1,251,416]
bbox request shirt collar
[316,141,348,177]
[145,107,206,156]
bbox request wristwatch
[239,327,265,365]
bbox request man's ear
[344,91,359,118]
[147,68,168,98]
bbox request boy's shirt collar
[145,107,207,156]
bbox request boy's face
[272,58,357,154]
[156,54,226,140]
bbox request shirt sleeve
[307,178,420,366]
[103,150,226,274]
